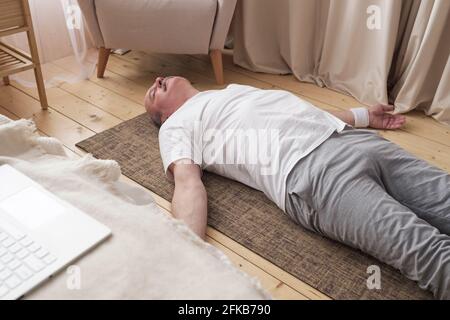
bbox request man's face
[144,76,193,126]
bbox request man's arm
[328,104,406,130]
[170,159,207,240]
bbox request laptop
[0,164,111,299]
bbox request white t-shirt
[159,84,346,211]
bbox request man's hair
[144,89,162,128]
[150,111,162,128]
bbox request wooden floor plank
[0,103,18,120]
[10,64,124,128]
[53,55,148,106]
[0,85,93,150]
[17,64,143,122]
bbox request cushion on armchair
[94,0,218,54]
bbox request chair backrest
[0,0,26,32]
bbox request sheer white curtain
[2,0,95,86]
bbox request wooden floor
[1,50,449,300]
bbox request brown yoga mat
[76,113,432,300]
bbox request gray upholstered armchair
[78,0,237,85]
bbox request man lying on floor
[144,76,450,299]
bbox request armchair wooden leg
[97,47,111,78]
[3,76,9,85]
[209,49,224,85]
[34,64,48,110]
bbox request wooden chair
[0,0,48,109]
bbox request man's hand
[368,104,406,130]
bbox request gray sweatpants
[285,126,450,299]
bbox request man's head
[144,76,198,127]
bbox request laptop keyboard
[0,221,56,299]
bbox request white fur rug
[0,115,269,299]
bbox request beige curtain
[233,0,450,125]
[389,0,450,124]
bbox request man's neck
[184,87,200,101]
[168,88,200,117]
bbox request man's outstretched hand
[369,104,406,130]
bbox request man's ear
[143,95,150,113]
